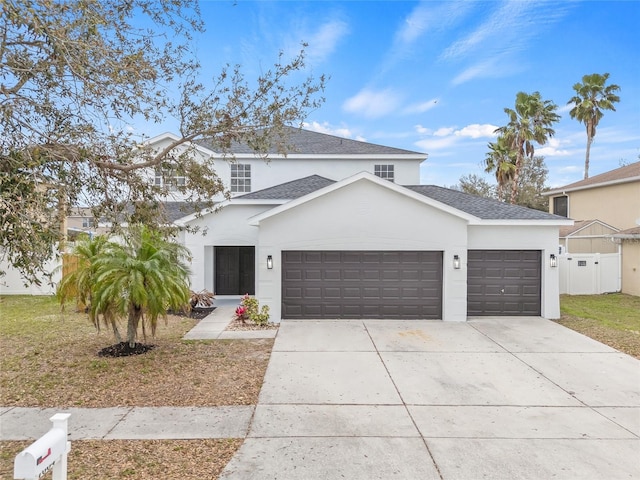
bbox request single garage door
[467,250,541,316]
[282,251,442,319]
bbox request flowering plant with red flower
[235,305,248,322]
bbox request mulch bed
[98,342,156,357]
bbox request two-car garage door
[281,250,542,319]
[282,251,443,319]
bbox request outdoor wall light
[549,254,557,268]
[267,255,273,269]
[453,254,461,270]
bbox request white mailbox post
[14,413,71,480]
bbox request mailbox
[14,413,71,480]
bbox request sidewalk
[0,304,275,442]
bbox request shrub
[236,294,270,325]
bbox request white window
[154,166,185,191]
[231,164,251,193]
[82,217,94,228]
[374,164,394,182]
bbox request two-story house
[144,128,570,321]
[544,161,640,295]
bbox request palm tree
[57,234,123,342]
[91,226,191,348]
[485,135,516,201]
[496,91,560,204]
[568,73,621,179]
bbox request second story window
[553,196,568,217]
[82,217,95,229]
[155,166,185,191]
[374,164,394,182]
[231,164,251,193]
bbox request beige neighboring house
[544,161,640,296]
[611,227,640,296]
[65,207,109,239]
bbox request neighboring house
[544,161,640,295]
[611,227,640,296]
[545,161,640,244]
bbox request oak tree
[1,0,325,283]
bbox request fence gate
[559,253,621,295]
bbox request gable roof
[545,161,640,195]
[559,219,619,238]
[194,126,426,157]
[245,172,569,225]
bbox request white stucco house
[152,128,572,322]
[2,128,572,320]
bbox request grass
[0,296,273,407]
[556,293,640,358]
[1,293,638,477]
[0,295,273,478]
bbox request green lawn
[560,293,640,331]
[557,293,640,358]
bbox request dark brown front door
[215,246,255,295]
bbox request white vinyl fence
[559,252,621,295]
[0,255,61,295]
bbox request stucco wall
[256,179,470,321]
[183,204,273,292]
[468,224,562,319]
[549,182,640,229]
[621,241,640,296]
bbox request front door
[215,246,255,295]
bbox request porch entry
[215,246,255,295]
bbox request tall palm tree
[57,234,122,342]
[91,226,191,348]
[485,135,516,201]
[496,91,560,204]
[568,73,621,179]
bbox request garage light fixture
[453,255,461,269]
[549,254,557,268]
[267,255,273,269]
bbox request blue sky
[144,0,640,188]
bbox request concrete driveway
[220,317,640,480]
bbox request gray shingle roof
[234,175,565,221]
[194,126,425,156]
[236,175,335,200]
[161,202,206,222]
[405,185,565,220]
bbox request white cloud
[442,1,573,85]
[434,127,455,137]
[456,124,499,139]
[403,98,440,114]
[536,138,572,157]
[306,20,349,64]
[397,1,472,46]
[414,124,431,135]
[557,103,573,114]
[303,121,361,140]
[415,136,459,151]
[343,88,402,118]
[414,123,498,151]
